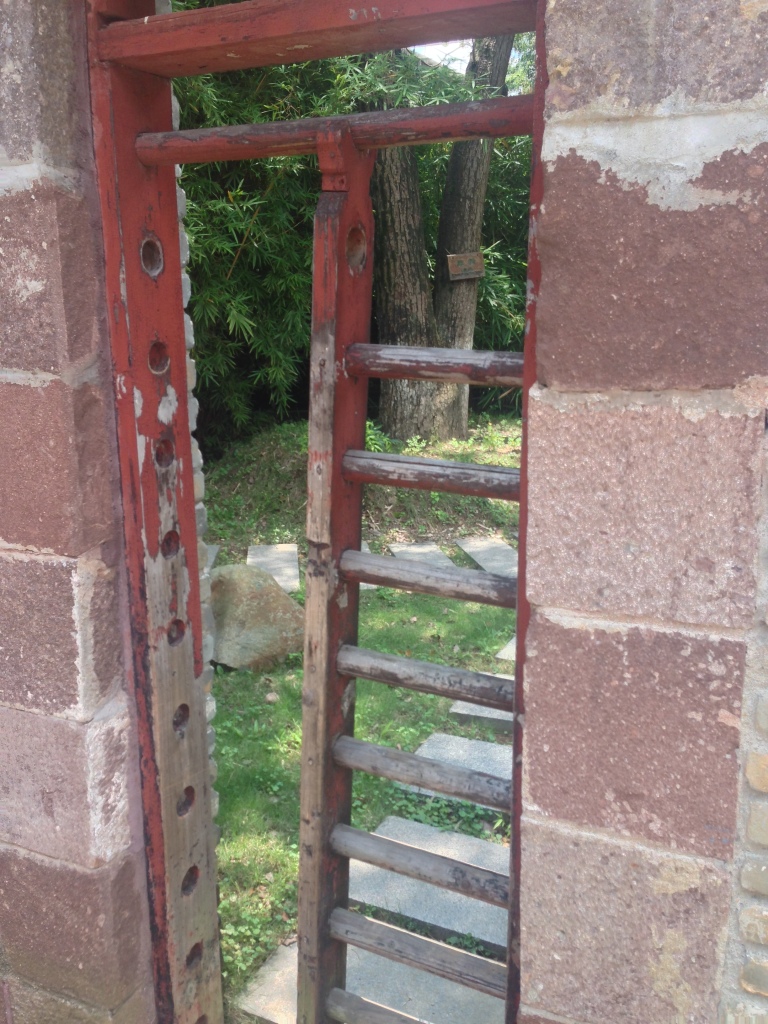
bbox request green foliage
[175,0,533,448]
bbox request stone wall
[0,3,154,1021]
[520,2,768,1022]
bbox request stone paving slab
[350,816,509,947]
[246,543,301,593]
[455,536,518,577]
[360,540,377,589]
[389,541,456,571]
[495,635,516,662]
[449,698,515,734]
[407,734,513,808]
[238,939,504,1024]
[206,544,220,572]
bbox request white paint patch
[14,279,45,302]
[157,384,179,425]
[133,386,143,419]
[0,368,56,387]
[543,88,768,211]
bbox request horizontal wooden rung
[98,0,537,78]
[331,824,510,907]
[327,988,429,1024]
[337,646,515,711]
[329,908,507,1000]
[345,344,523,387]
[137,96,534,167]
[340,550,517,608]
[333,735,511,812]
[342,450,520,500]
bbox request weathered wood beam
[342,450,520,499]
[345,344,524,386]
[136,95,534,166]
[98,0,537,78]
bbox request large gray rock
[211,564,304,671]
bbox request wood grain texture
[326,988,433,1024]
[329,908,507,999]
[342,450,520,499]
[331,824,510,907]
[345,344,524,386]
[336,646,515,711]
[339,550,517,608]
[98,0,537,77]
[333,736,512,812]
[137,96,534,166]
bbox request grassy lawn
[205,415,520,1010]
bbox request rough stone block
[747,754,768,793]
[756,694,768,737]
[0,553,121,719]
[0,378,114,555]
[742,960,768,998]
[741,907,768,945]
[6,980,153,1024]
[535,147,768,390]
[0,184,105,372]
[0,848,148,1009]
[527,388,762,628]
[544,0,768,114]
[0,698,132,866]
[520,818,731,1024]
[742,859,768,897]
[524,613,743,856]
[748,803,768,846]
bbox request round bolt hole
[346,224,367,275]
[172,703,190,738]
[140,236,164,278]
[161,530,180,559]
[155,438,175,468]
[148,340,170,374]
[181,865,200,896]
[167,619,186,646]
[177,786,195,817]
[185,941,203,970]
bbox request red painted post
[86,3,223,1022]
[297,130,376,1024]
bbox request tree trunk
[432,35,515,439]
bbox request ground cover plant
[207,415,519,1010]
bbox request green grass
[206,414,519,1010]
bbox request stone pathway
[389,540,456,571]
[246,543,300,593]
[495,635,516,662]
[206,543,220,572]
[450,693,515,734]
[406,733,513,808]
[454,536,518,578]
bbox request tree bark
[372,37,514,441]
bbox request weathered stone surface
[6,980,154,1024]
[0,848,148,1009]
[520,819,730,1024]
[0,379,114,555]
[526,389,762,628]
[545,0,768,113]
[756,693,768,737]
[211,564,304,671]
[747,754,768,793]
[740,907,768,945]
[0,698,132,866]
[535,150,768,390]
[742,960,768,997]
[747,804,768,846]
[742,858,768,897]
[525,613,743,856]
[0,553,120,718]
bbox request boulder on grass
[211,564,304,672]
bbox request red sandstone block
[6,980,153,1024]
[520,818,730,1024]
[526,389,762,628]
[0,378,113,555]
[535,149,768,390]
[0,554,121,718]
[545,0,766,114]
[0,699,133,867]
[524,612,743,857]
[0,849,148,1010]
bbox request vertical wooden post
[298,130,376,1024]
[87,3,223,1022]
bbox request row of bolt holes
[143,236,206,992]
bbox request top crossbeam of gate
[97,0,537,78]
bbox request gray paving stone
[350,816,509,947]
[450,696,515,734]
[407,734,513,808]
[238,939,504,1024]
[495,635,516,662]
[360,540,377,589]
[455,536,518,577]
[247,543,300,593]
[389,541,456,571]
[206,544,220,571]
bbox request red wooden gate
[86,3,542,1021]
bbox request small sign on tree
[447,252,485,281]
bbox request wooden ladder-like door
[298,130,527,1024]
